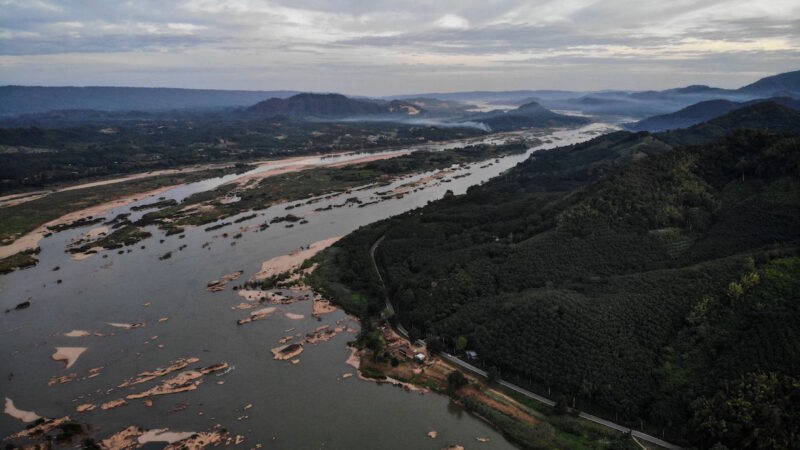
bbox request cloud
[0,0,797,94]
[434,14,470,30]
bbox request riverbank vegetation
[134,141,531,233]
[0,247,40,274]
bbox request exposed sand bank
[84,226,109,240]
[327,150,412,168]
[138,429,196,444]
[312,297,337,316]
[64,329,91,337]
[76,403,96,413]
[107,322,145,329]
[51,346,87,369]
[0,184,179,259]
[237,307,276,325]
[271,343,304,360]
[252,236,342,281]
[206,270,243,292]
[119,357,200,387]
[4,397,41,422]
[126,363,228,400]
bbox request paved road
[370,235,681,449]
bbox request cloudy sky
[1,0,798,95]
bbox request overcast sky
[1,0,798,95]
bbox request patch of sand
[107,322,145,329]
[139,429,196,445]
[284,312,304,320]
[84,226,109,240]
[119,357,200,387]
[164,431,224,450]
[312,297,337,316]
[101,425,142,449]
[101,399,128,410]
[126,363,228,400]
[76,403,96,413]
[428,431,438,439]
[71,245,104,261]
[237,307,276,325]
[252,236,342,281]
[64,329,91,337]
[326,150,412,168]
[4,397,41,422]
[6,416,70,440]
[51,346,87,369]
[0,191,48,208]
[346,347,361,370]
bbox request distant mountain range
[1,70,797,125]
[396,69,800,119]
[738,70,800,97]
[628,97,800,132]
[0,86,298,116]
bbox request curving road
[370,235,681,450]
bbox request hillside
[0,86,297,116]
[738,69,800,96]
[630,97,800,132]
[659,101,800,146]
[245,93,423,119]
[309,103,800,448]
[471,100,590,131]
[627,99,741,131]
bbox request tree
[426,336,443,354]
[455,335,468,352]
[554,395,569,415]
[447,370,468,393]
[690,372,800,449]
[486,366,500,384]
[408,326,421,343]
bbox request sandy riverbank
[252,236,342,281]
[0,184,180,259]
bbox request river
[0,123,615,449]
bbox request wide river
[0,123,614,449]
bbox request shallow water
[0,123,615,449]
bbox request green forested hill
[310,103,800,448]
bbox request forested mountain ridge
[309,102,800,448]
[245,93,423,119]
[629,97,800,132]
[471,100,590,131]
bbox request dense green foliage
[310,103,800,448]
[0,248,39,274]
[0,119,483,193]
